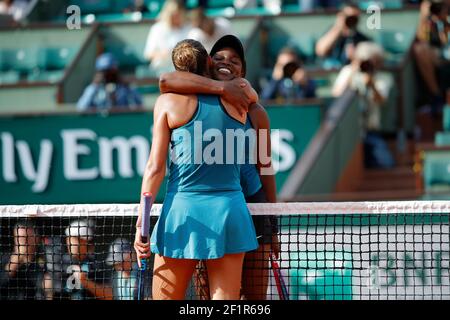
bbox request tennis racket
[270,252,289,300]
[137,192,153,301]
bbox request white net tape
[2,201,450,217]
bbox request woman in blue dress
[134,39,258,300]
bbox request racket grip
[141,192,153,239]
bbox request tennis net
[0,202,449,300]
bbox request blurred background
[0,0,450,205]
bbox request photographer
[44,220,113,300]
[315,2,370,69]
[77,53,143,111]
[414,0,450,113]
[0,221,45,300]
[261,47,316,101]
[332,41,395,169]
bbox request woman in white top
[143,0,192,75]
[188,8,233,53]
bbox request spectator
[413,0,450,114]
[332,41,395,169]
[188,8,233,52]
[315,2,370,68]
[105,238,143,300]
[77,53,143,111]
[0,221,45,300]
[261,47,316,101]
[0,0,31,21]
[44,220,112,300]
[143,0,191,75]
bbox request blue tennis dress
[150,94,258,259]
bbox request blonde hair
[355,41,384,61]
[158,0,186,26]
[172,39,208,76]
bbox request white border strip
[1,201,450,218]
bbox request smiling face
[210,47,244,81]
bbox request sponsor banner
[0,106,321,204]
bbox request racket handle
[141,193,153,239]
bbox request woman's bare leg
[206,253,245,300]
[241,244,270,300]
[152,254,198,300]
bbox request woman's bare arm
[134,96,171,263]
[159,71,257,114]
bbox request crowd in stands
[0,0,33,22]
[0,219,145,300]
[73,0,449,169]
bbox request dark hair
[172,39,208,76]
[429,0,444,15]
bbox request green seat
[185,0,199,9]
[423,151,450,190]
[443,106,450,131]
[207,0,234,8]
[0,71,20,84]
[39,47,77,70]
[145,0,164,14]
[435,132,450,147]
[358,0,403,10]
[71,0,111,14]
[375,30,414,55]
[267,34,316,64]
[1,48,39,74]
[205,7,235,17]
[93,12,142,22]
[27,70,65,83]
[105,44,146,71]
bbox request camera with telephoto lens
[360,60,375,74]
[282,61,301,79]
[345,15,359,29]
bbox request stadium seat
[71,0,112,14]
[423,152,450,190]
[358,0,403,10]
[105,44,147,72]
[38,47,77,70]
[435,132,450,147]
[443,106,450,131]
[375,30,414,55]
[27,70,65,83]
[1,48,40,74]
[267,34,316,65]
[207,0,234,8]
[0,71,20,84]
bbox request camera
[282,61,301,79]
[345,15,359,29]
[360,60,375,74]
